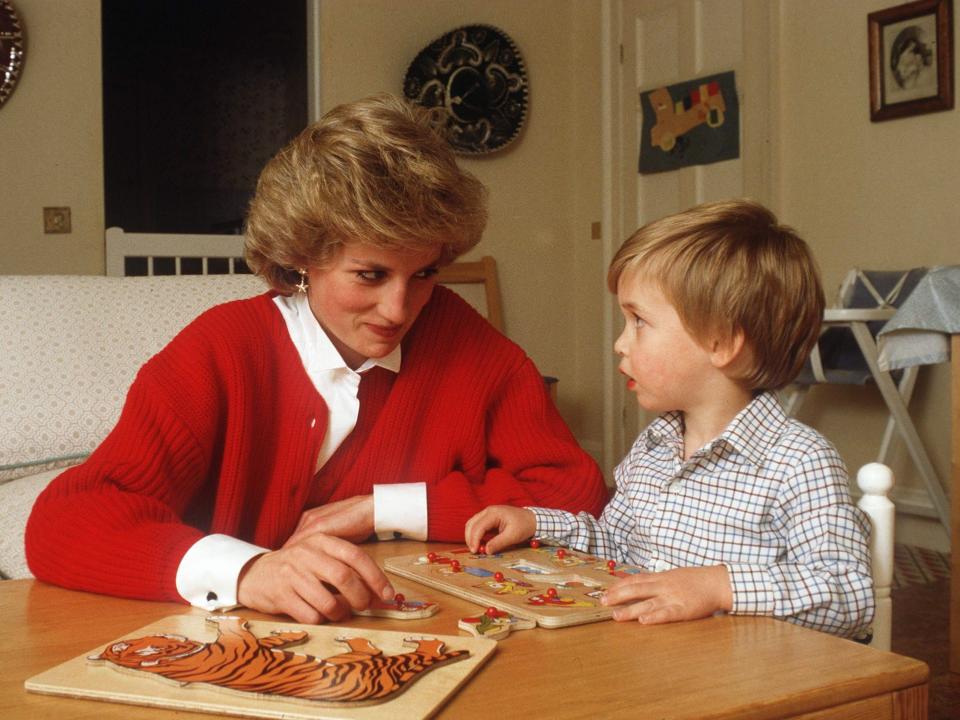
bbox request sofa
[0,273,265,579]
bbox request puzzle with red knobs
[384,544,647,628]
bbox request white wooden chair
[856,462,895,651]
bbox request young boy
[465,199,874,638]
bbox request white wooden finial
[857,462,895,497]
[856,462,895,652]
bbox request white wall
[777,0,958,549]
[3,1,955,526]
[0,0,608,460]
[0,0,103,275]
[319,0,607,458]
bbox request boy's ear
[709,330,747,370]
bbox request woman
[26,95,607,624]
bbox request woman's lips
[366,323,402,338]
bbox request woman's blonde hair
[244,94,488,292]
[608,199,825,391]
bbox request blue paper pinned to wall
[638,70,739,174]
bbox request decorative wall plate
[403,24,529,155]
[0,1,25,109]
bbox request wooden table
[2,541,929,719]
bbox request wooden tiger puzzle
[385,543,647,628]
[25,614,496,720]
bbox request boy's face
[613,272,716,414]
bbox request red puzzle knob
[530,539,541,549]
[607,559,616,570]
[450,560,461,572]
[479,543,487,555]
[556,549,567,559]
[493,571,505,582]
[546,587,558,599]
[426,552,438,563]
[394,593,405,605]
[486,606,500,618]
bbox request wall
[777,0,958,549]
[319,0,607,458]
[0,0,104,275]
[0,0,607,460]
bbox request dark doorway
[102,0,307,234]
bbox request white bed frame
[105,227,248,277]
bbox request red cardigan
[26,287,607,601]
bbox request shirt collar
[277,293,402,375]
[641,392,789,466]
[713,392,790,466]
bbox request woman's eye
[355,270,385,282]
[633,314,645,329]
[415,267,439,279]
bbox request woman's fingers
[238,535,394,622]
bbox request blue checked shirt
[530,392,875,637]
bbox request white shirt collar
[273,293,402,378]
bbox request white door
[602,0,775,467]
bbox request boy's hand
[464,506,537,555]
[601,565,733,625]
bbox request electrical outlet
[43,207,71,234]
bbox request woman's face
[305,242,442,369]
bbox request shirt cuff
[724,563,776,616]
[373,482,427,541]
[175,534,267,611]
[528,506,575,543]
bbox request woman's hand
[464,505,537,554]
[236,534,394,624]
[601,565,733,625]
[286,495,375,545]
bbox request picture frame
[869,0,954,121]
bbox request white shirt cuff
[175,534,267,611]
[373,482,427,541]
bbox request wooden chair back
[438,256,504,333]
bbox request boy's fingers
[603,574,657,606]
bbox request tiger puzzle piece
[86,615,467,705]
[458,607,536,641]
[355,593,440,619]
[26,615,497,720]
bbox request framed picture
[869,0,954,121]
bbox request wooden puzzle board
[385,546,645,628]
[25,614,496,720]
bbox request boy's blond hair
[245,94,488,293]
[608,199,824,390]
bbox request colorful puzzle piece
[458,607,536,641]
[355,593,440,619]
